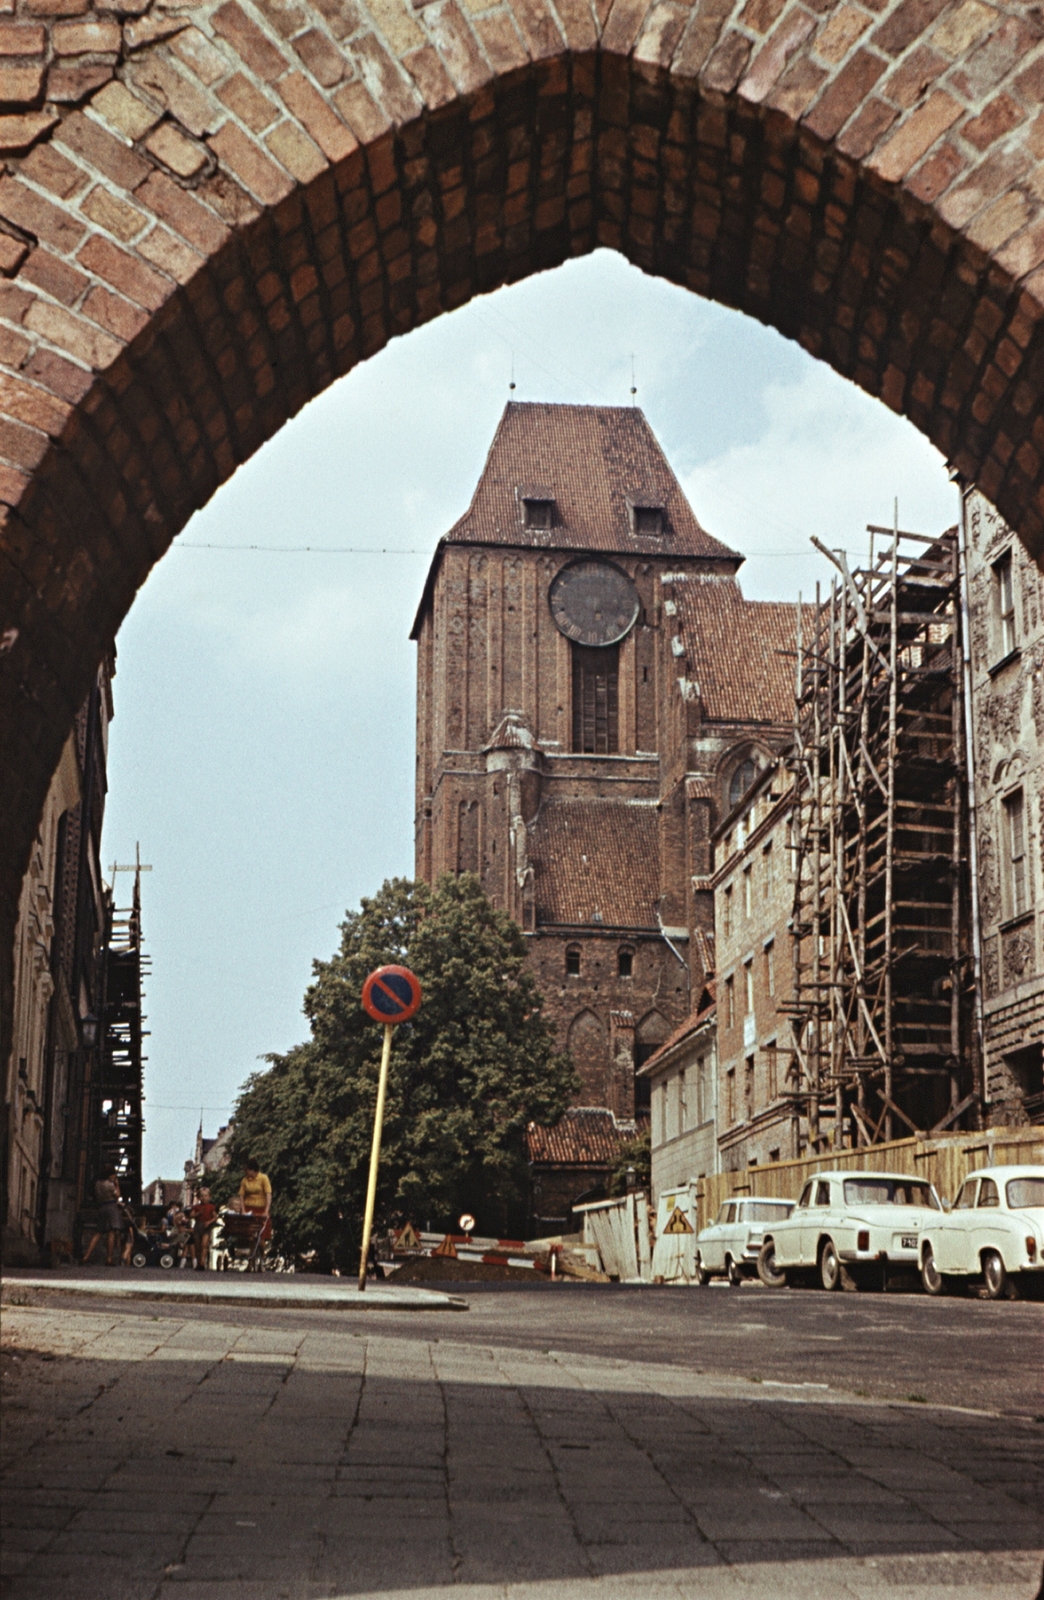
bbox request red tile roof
[443,403,741,562]
[638,986,717,1076]
[669,575,807,724]
[526,1107,634,1166]
[531,800,660,929]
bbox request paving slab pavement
[1,1298,1041,1600]
[2,1268,467,1313]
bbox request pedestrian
[190,1187,218,1270]
[238,1158,273,1243]
[82,1167,125,1265]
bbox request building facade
[412,403,800,1135]
[711,762,799,1170]
[963,489,1044,1123]
[2,661,116,1263]
[640,984,718,1203]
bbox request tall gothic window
[572,644,619,754]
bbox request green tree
[607,1127,651,1196]
[225,875,578,1266]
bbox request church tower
[412,403,797,1121]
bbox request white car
[695,1198,795,1285]
[919,1165,1044,1300]
[757,1170,943,1291]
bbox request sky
[98,247,961,1183]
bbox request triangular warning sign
[394,1222,420,1249]
[663,1205,694,1234]
[432,1234,458,1258]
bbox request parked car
[918,1165,1044,1300]
[695,1197,795,1285]
[757,1170,943,1291]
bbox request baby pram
[127,1218,178,1270]
[213,1210,268,1272]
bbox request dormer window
[628,496,664,537]
[522,496,554,530]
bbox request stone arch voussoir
[3,0,1044,1032]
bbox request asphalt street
[2,1280,1042,1600]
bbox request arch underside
[3,51,1044,956]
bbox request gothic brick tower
[412,403,796,1122]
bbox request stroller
[127,1217,179,1270]
[213,1210,268,1272]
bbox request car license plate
[900,1234,917,1250]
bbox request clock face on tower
[548,560,640,648]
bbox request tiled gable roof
[526,1107,634,1166]
[531,800,660,929]
[638,986,717,1076]
[669,574,806,724]
[443,403,741,562]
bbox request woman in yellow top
[238,1158,272,1243]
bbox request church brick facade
[412,402,800,1126]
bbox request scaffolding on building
[781,522,977,1151]
[90,853,149,1205]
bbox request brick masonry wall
[3,0,1044,1059]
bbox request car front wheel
[694,1252,710,1287]
[982,1250,1009,1300]
[819,1240,842,1291]
[758,1239,788,1288]
[921,1246,948,1296]
[726,1256,742,1287]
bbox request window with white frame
[744,959,754,1015]
[995,550,1016,658]
[743,864,752,919]
[764,939,775,999]
[1004,789,1030,918]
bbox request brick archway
[2,0,1044,1018]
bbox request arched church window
[572,645,619,754]
[565,945,581,976]
[729,758,758,809]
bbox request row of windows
[724,1045,781,1127]
[721,943,775,1028]
[655,1055,713,1143]
[523,497,665,537]
[721,842,780,937]
[655,1043,788,1145]
[565,945,633,978]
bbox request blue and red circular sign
[361,965,422,1025]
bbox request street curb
[0,1272,469,1312]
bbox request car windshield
[1006,1177,1044,1210]
[843,1179,939,1209]
[745,1202,792,1221]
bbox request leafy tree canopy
[221,875,578,1265]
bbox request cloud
[682,364,959,603]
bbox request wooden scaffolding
[781,523,978,1150]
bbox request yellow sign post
[358,964,423,1293]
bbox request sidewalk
[2,1296,1041,1600]
[1,1266,467,1312]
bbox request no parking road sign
[357,964,422,1293]
[362,965,422,1025]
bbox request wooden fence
[694,1131,1044,1235]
